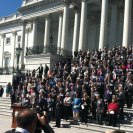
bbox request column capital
[45,14,50,19]
[0,33,5,38]
[63,0,71,6]
[25,22,32,32]
[20,20,27,25]
[31,17,38,22]
[12,31,17,36]
[74,6,80,13]
[81,0,87,2]
[58,10,63,15]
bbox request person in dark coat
[75,79,82,98]
[44,64,49,77]
[96,94,104,125]
[53,95,64,128]
[63,92,72,120]
[117,85,125,119]
[0,86,4,97]
[36,90,48,112]
[5,109,37,133]
[90,85,97,120]
[124,78,133,108]
[81,92,90,123]
[36,64,43,79]
[6,82,12,97]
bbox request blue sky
[0,0,22,17]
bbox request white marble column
[109,3,117,48]
[72,8,79,53]
[122,0,132,48]
[78,0,87,50]
[57,12,63,48]
[0,34,5,68]
[44,16,50,46]
[32,18,37,46]
[21,22,26,69]
[99,0,108,50]
[61,3,69,49]
[11,31,16,69]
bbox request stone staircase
[0,97,12,116]
[0,97,132,132]
[60,106,133,133]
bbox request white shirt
[16,127,30,133]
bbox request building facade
[0,0,132,73]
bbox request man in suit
[44,64,49,77]
[117,85,125,119]
[5,109,37,133]
[124,78,133,108]
[53,95,64,128]
[96,94,105,125]
[36,64,43,79]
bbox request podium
[11,103,24,128]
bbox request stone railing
[0,67,17,75]
[22,0,70,7]
[0,13,22,24]
[26,44,72,57]
[26,45,44,55]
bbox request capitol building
[0,0,132,83]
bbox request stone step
[51,120,133,133]
[0,108,12,113]
[0,103,11,107]
[67,123,132,133]
[87,122,133,132]
[0,97,11,100]
[0,97,12,117]
[0,111,12,116]
[0,101,11,105]
[70,122,133,133]
[0,105,11,110]
[0,97,11,103]
[120,124,133,128]
[124,108,133,113]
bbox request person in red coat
[108,97,119,127]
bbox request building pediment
[19,0,65,20]
[19,0,64,12]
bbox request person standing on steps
[36,64,43,79]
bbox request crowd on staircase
[5,45,133,128]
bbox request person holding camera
[5,109,54,133]
[5,109,37,133]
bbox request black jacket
[117,91,125,107]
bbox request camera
[34,107,44,133]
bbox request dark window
[6,38,11,45]
[18,36,21,42]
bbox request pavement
[0,116,113,133]
[0,116,12,133]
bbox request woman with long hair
[81,92,90,123]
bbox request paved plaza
[0,116,114,133]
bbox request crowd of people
[6,45,133,129]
